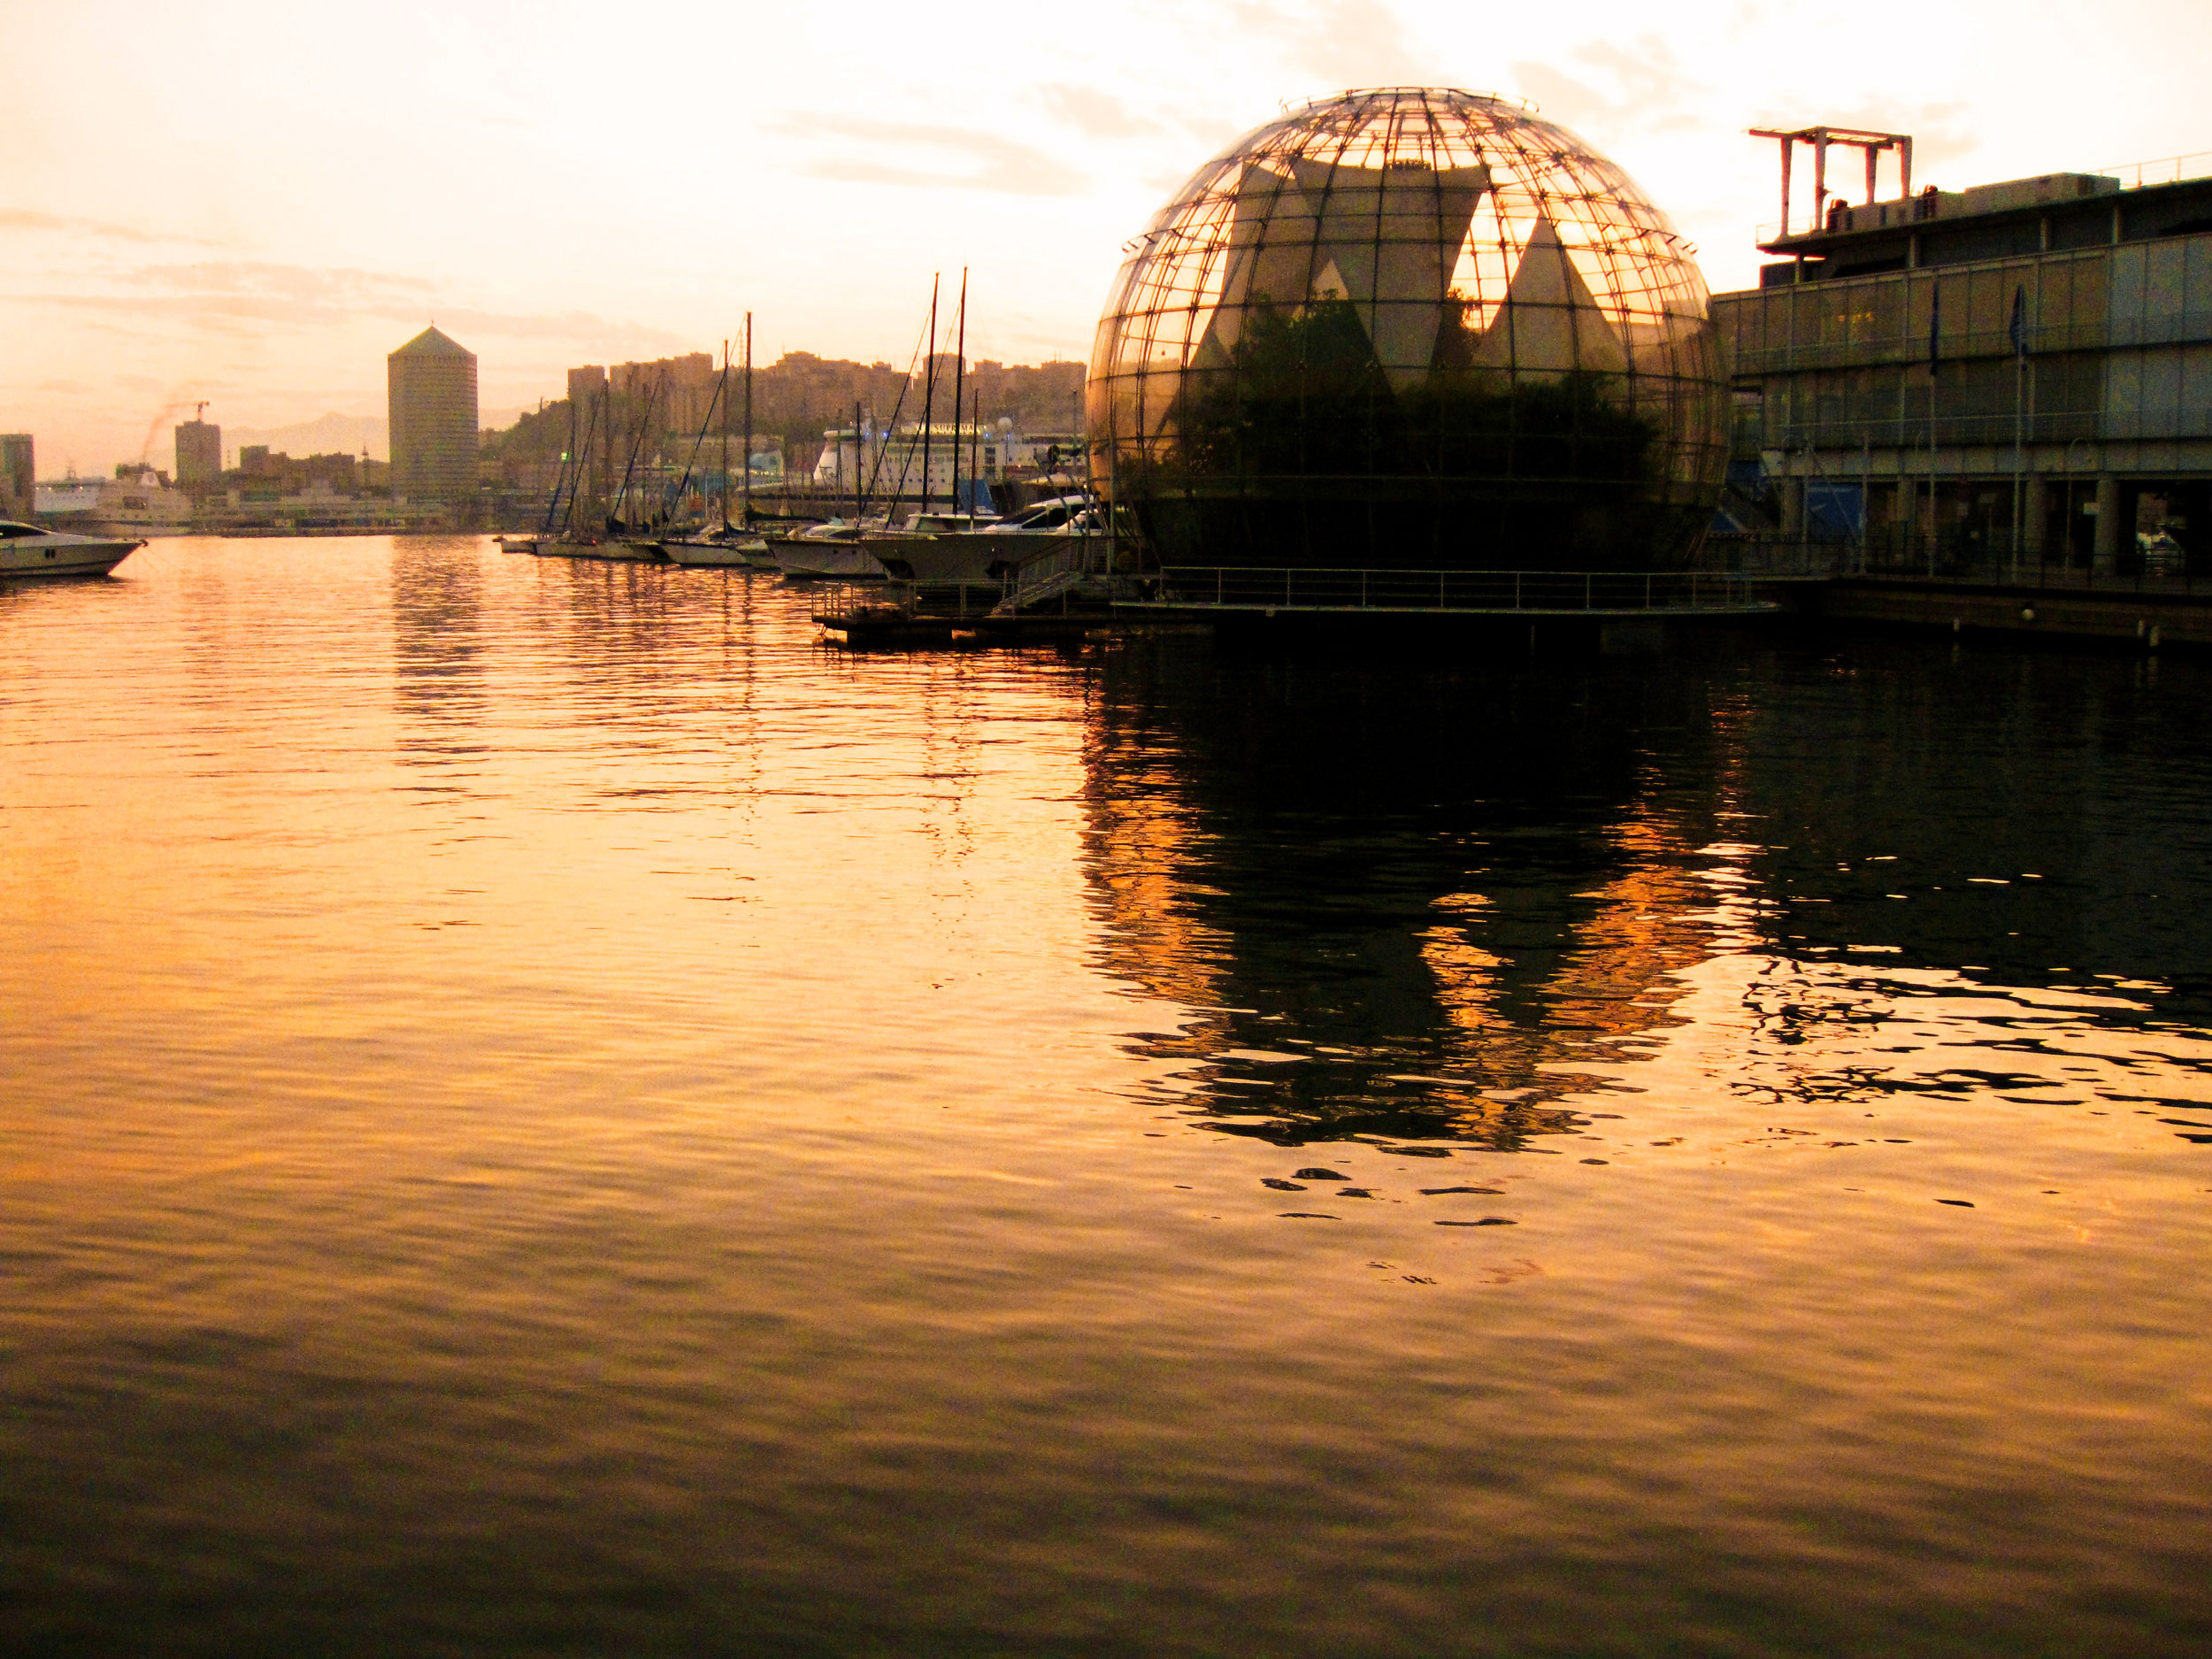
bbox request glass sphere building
[1087,88,1727,572]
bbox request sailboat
[769,275,965,581]
[537,371,665,561]
[665,319,773,569]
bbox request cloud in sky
[1210,0,1429,92]
[10,0,2212,468]
[778,116,1090,196]
[1510,36,1711,141]
[1038,85,1151,143]
[0,207,226,247]
[6,259,680,349]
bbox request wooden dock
[1799,575,2212,648]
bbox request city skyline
[6,0,2210,472]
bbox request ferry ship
[35,465,195,536]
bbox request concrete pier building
[388,326,479,507]
[1710,133,2212,572]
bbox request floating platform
[1801,574,2212,647]
[815,600,1120,649]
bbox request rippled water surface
[4,536,2210,1657]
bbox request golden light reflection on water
[3,538,2211,1655]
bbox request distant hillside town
[11,336,1089,536]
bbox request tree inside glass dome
[1176,290,1660,498]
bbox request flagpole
[1927,277,1940,579]
[2010,284,2027,581]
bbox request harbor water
[3,536,2208,1657]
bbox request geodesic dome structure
[1087,88,1727,572]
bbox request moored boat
[769,518,895,580]
[866,497,1106,584]
[534,536,664,562]
[0,519,143,579]
[663,529,773,568]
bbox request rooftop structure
[1710,136,2212,573]
[1087,88,1727,573]
[388,326,479,508]
[1750,142,2212,284]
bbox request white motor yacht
[0,519,143,579]
[663,530,773,569]
[867,496,1106,584]
[769,519,893,580]
[532,536,664,563]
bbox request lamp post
[2065,436,2093,580]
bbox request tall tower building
[388,326,479,505]
[174,417,221,489]
[0,434,32,518]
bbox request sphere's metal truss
[1087,88,1729,570]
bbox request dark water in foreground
[3,536,2209,1657]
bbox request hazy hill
[219,408,526,465]
[481,356,1085,473]
[221,412,388,464]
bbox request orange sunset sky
[6,0,2209,472]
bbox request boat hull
[532,539,666,563]
[0,534,142,578]
[771,541,888,580]
[663,537,772,569]
[867,530,1105,585]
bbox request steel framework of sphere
[1087,88,1728,572]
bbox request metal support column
[2093,473,2122,573]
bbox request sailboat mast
[545,394,578,536]
[741,312,753,528]
[719,337,729,527]
[596,377,611,538]
[919,274,940,510]
[950,266,967,519]
[966,275,981,511]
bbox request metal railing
[1728,311,2212,376]
[1126,566,1775,614]
[811,580,1002,623]
[1714,531,2210,595]
[1767,411,2113,448]
[2091,150,2212,192]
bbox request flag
[1928,282,1940,377]
[2008,285,2029,362]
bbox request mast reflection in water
[1,536,2208,1658]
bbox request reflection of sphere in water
[1086,88,1727,571]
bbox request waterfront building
[1709,133,2212,571]
[611,353,718,440]
[1087,88,1727,571]
[174,418,221,489]
[388,326,479,506]
[567,365,608,406]
[1,434,31,517]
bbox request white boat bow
[0,520,143,579]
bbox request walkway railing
[1711,532,2212,595]
[1126,566,1774,615]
